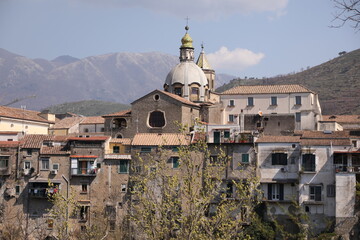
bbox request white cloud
[207,47,265,73]
[78,0,288,19]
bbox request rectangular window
[79,206,89,222]
[228,99,235,107]
[41,158,50,170]
[119,160,129,173]
[295,96,302,105]
[302,154,316,171]
[15,185,20,195]
[327,185,335,197]
[247,97,254,106]
[113,146,120,153]
[24,161,31,169]
[310,186,322,201]
[52,163,59,170]
[272,153,287,165]
[267,183,284,200]
[140,147,151,153]
[0,156,9,168]
[26,149,32,156]
[226,182,234,198]
[271,96,277,106]
[224,130,230,138]
[352,140,357,148]
[295,112,301,122]
[228,115,234,122]
[81,184,88,193]
[171,157,179,169]
[241,153,249,163]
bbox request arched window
[174,87,182,96]
[190,87,199,101]
[148,111,165,128]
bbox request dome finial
[185,16,190,32]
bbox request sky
[0,0,359,78]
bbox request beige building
[0,106,55,134]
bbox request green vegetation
[44,100,129,116]
[216,49,360,115]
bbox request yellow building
[0,106,54,134]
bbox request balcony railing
[71,168,97,176]
[28,187,58,198]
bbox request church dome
[165,61,208,87]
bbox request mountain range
[0,48,234,111]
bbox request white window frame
[41,158,50,170]
[24,161,31,169]
[228,114,235,123]
[228,99,235,107]
[271,184,280,200]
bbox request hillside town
[0,27,359,240]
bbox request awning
[29,179,62,183]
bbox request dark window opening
[149,111,165,128]
[302,154,315,171]
[113,146,120,153]
[272,153,287,165]
[310,186,322,201]
[174,87,182,96]
[267,183,284,200]
[295,96,302,105]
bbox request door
[214,131,220,144]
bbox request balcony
[104,150,131,160]
[71,167,97,176]
[28,182,59,198]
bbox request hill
[216,49,360,115]
[45,100,129,116]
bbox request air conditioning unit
[50,170,58,175]
[23,169,30,175]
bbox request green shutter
[242,154,249,163]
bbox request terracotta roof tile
[300,139,350,146]
[21,134,53,149]
[103,109,131,117]
[322,115,360,123]
[50,117,83,129]
[0,106,53,123]
[301,131,349,139]
[110,138,132,145]
[132,133,190,146]
[40,146,70,155]
[221,84,314,95]
[0,141,20,148]
[67,136,109,141]
[158,90,200,107]
[0,131,20,135]
[80,116,104,124]
[256,136,301,143]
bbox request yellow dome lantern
[181,26,193,48]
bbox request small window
[302,154,315,171]
[327,185,335,197]
[295,96,302,105]
[172,147,179,152]
[295,112,301,122]
[241,154,249,163]
[26,149,32,156]
[119,160,129,173]
[271,96,277,106]
[52,163,59,170]
[174,87,182,96]
[247,97,254,106]
[100,127,105,132]
[228,99,235,107]
[267,183,284,201]
[148,111,165,128]
[24,161,31,169]
[272,153,287,165]
[81,184,88,193]
[352,140,357,148]
[113,146,120,153]
[0,156,9,168]
[41,158,50,170]
[226,182,234,198]
[79,206,89,222]
[121,184,127,192]
[171,157,179,169]
[15,185,20,195]
[310,186,322,201]
[140,147,151,153]
[228,115,234,122]
[224,130,230,138]
[153,94,160,101]
[84,128,89,133]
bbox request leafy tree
[127,127,261,240]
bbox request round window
[154,94,160,101]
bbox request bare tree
[332,0,360,31]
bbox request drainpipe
[62,175,69,234]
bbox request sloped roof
[0,106,53,123]
[132,133,190,146]
[221,84,314,95]
[0,141,20,148]
[110,138,132,145]
[322,115,360,123]
[21,134,52,149]
[196,48,213,70]
[131,89,200,108]
[67,136,109,141]
[50,117,83,129]
[80,116,104,124]
[103,109,131,118]
[301,131,349,139]
[300,139,350,146]
[40,146,70,155]
[0,131,20,135]
[256,136,301,143]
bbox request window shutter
[268,184,272,200]
[279,184,284,201]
